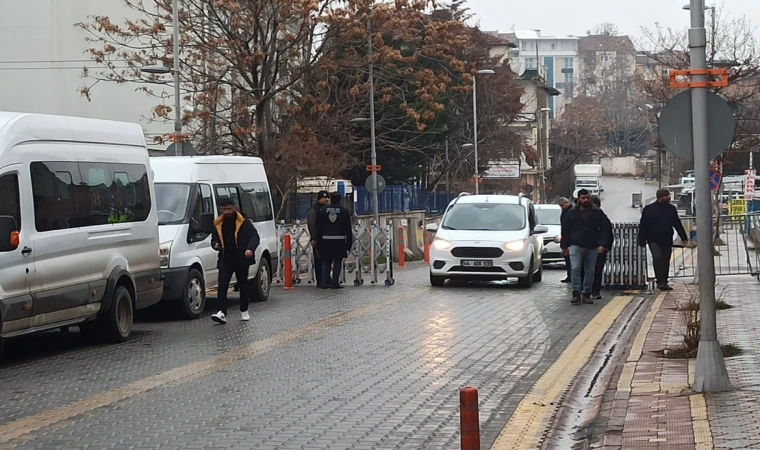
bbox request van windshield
[441,203,526,231]
[155,183,191,225]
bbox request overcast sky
[464,0,758,48]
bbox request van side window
[240,182,274,222]
[200,184,213,214]
[215,186,242,214]
[0,173,21,234]
[31,162,80,231]
[31,161,151,231]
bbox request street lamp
[140,0,182,155]
[472,69,495,194]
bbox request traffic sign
[710,171,721,191]
[365,173,386,194]
[658,91,736,161]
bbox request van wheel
[518,260,535,289]
[179,269,206,320]
[102,285,134,343]
[251,259,271,302]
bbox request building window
[599,53,610,63]
[551,42,556,50]
[521,41,528,50]
[31,161,150,231]
[662,68,671,78]
[565,57,573,68]
[525,58,536,69]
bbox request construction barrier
[602,222,648,291]
[274,220,396,287]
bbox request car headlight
[432,237,452,250]
[159,243,171,268]
[554,234,562,243]
[504,239,527,251]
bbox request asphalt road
[0,177,655,450]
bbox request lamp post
[472,69,495,194]
[140,0,182,155]
[683,3,716,65]
[685,0,731,393]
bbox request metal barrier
[669,213,760,281]
[274,220,396,287]
[602,222,649,291]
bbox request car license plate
[461,260,493,267]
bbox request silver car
[534,204,564,264]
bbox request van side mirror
[200,213,215,234]
[0,216,19,252]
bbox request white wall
[0,0,170,147]
[600,156,644,176]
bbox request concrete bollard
[460,387,480,450]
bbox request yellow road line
[490,296,633,450]
[0,287,428,449]
[689,356,714,450]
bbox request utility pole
[172,0,183,156]
[689,0,731,392]
[367,11,380,285]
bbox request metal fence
[602,223,648,290]
[354,185,455,217]
[669,212,760,280]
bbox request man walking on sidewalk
[316,192,353,289]
[561,189,612,305]
[210,198,260,324]
[558,197,573,283]
[307,190,331,287]
[638,189,688,291]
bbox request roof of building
[579,35,636,53]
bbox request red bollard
[423,231,431,265]
[460,387,480,450]
[283,234,294,290]
[398,226,405,268]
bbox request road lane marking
[490,295,633,450]
[0,287,428,449]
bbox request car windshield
[441,203,526,231]
[155,183,191,225]
[536,208,562,226]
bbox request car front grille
[450,247,504,258]
[449,266,506,273]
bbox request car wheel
[251,259,271,302]
[101,285,134,343]
[517,259,534,288]
[179,268,206,320]
[430,273,445,287]
[532,263,543,282]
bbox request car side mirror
[200,213,215,234]
[425,223,439,232]
[533,225,549,235]
[0,216,19,252]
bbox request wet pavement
[0,178,654,450]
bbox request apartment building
[577,34,637,96]
[0,0,172,149]
[487,29,579,118]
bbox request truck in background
[573,164,603,196]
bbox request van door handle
[21,246,32,255]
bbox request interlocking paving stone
[0,263,609,449]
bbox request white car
[534,204,564,264]
[428,194,548,288]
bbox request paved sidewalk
[589,277,760,449]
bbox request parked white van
[0,112,163,351]
[149,156,277,319]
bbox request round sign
[365,173,386,194]
[658,91,736,161]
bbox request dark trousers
[313,254,323,286]
[592,253,606,295]
[564,254,571,279]
[322,257,343,287]
[648,242,673,285]
[218,263,250,314]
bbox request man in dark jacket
[307,190,331,287]
[589,195,613,299]
[210,197,260,324]
[638,189,688,291]
[561,189,612,305]
[558,197,573,283]
[316,192,353,289]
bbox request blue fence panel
[425,193,455,216]
[355,185,425,215]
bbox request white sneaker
[241,311,250,322]
[211,311,227,324]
